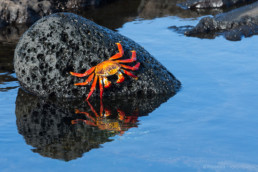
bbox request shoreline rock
[0,0,116,27]
[184,1,258,40]
[14,13,181,99]
[180,0,254,9]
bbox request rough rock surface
[0,0,52,25]
[180,0,252,9]
[16,88,173,161]
[138,0,223,19]
[185,1,258,40]
[14,13,180,99]
[0,0,115,26]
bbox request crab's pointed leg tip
[70,72,73,75]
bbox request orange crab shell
[95,61,121,76]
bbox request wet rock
[0,25,29,43]
[185,1,258,40]
[0,0,116,26]
[138,0,223,19]
[15,88,172,161]
[0,0,53,25]
[180,0,252,9]
[14,13,180,99]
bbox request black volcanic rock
[184,1,258,40]
[15,88,173,161]
[138,0,223,19]
[0,0,53,25]
[180,0,252,9]
[0,0,116,26]
[14,13,180,99]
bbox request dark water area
[1,0,258,171]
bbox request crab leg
[115,50,136,63]
[116,71,125,83]
[109,43,124,60]
[74,73,94,86]
[122,69,138,79]
[99,76,104,101]
[86,75,98,100]
[70,66,95,77]
[120,62,140,71]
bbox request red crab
[70,43,140,100]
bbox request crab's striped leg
[86,75,98,100]
[70,66,95,77]
[99,76,104,101]
[74,73,94,86]
[116,71,125,83]
[115,50,136,63]
[122,69,138,80]
[109,43,124,60]
[120,62,140,71]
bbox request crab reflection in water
[72,100,139,135]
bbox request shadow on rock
[15,88,174,161]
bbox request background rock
[14,13,180,99]
[184,1,258,40]
[138,0,223,19]
[180,0,254,9]
[0,0,116,26]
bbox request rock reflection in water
[15,88,173,161]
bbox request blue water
[1,15,258,171]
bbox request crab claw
[103,77,111,88]
[116,71,125,83]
